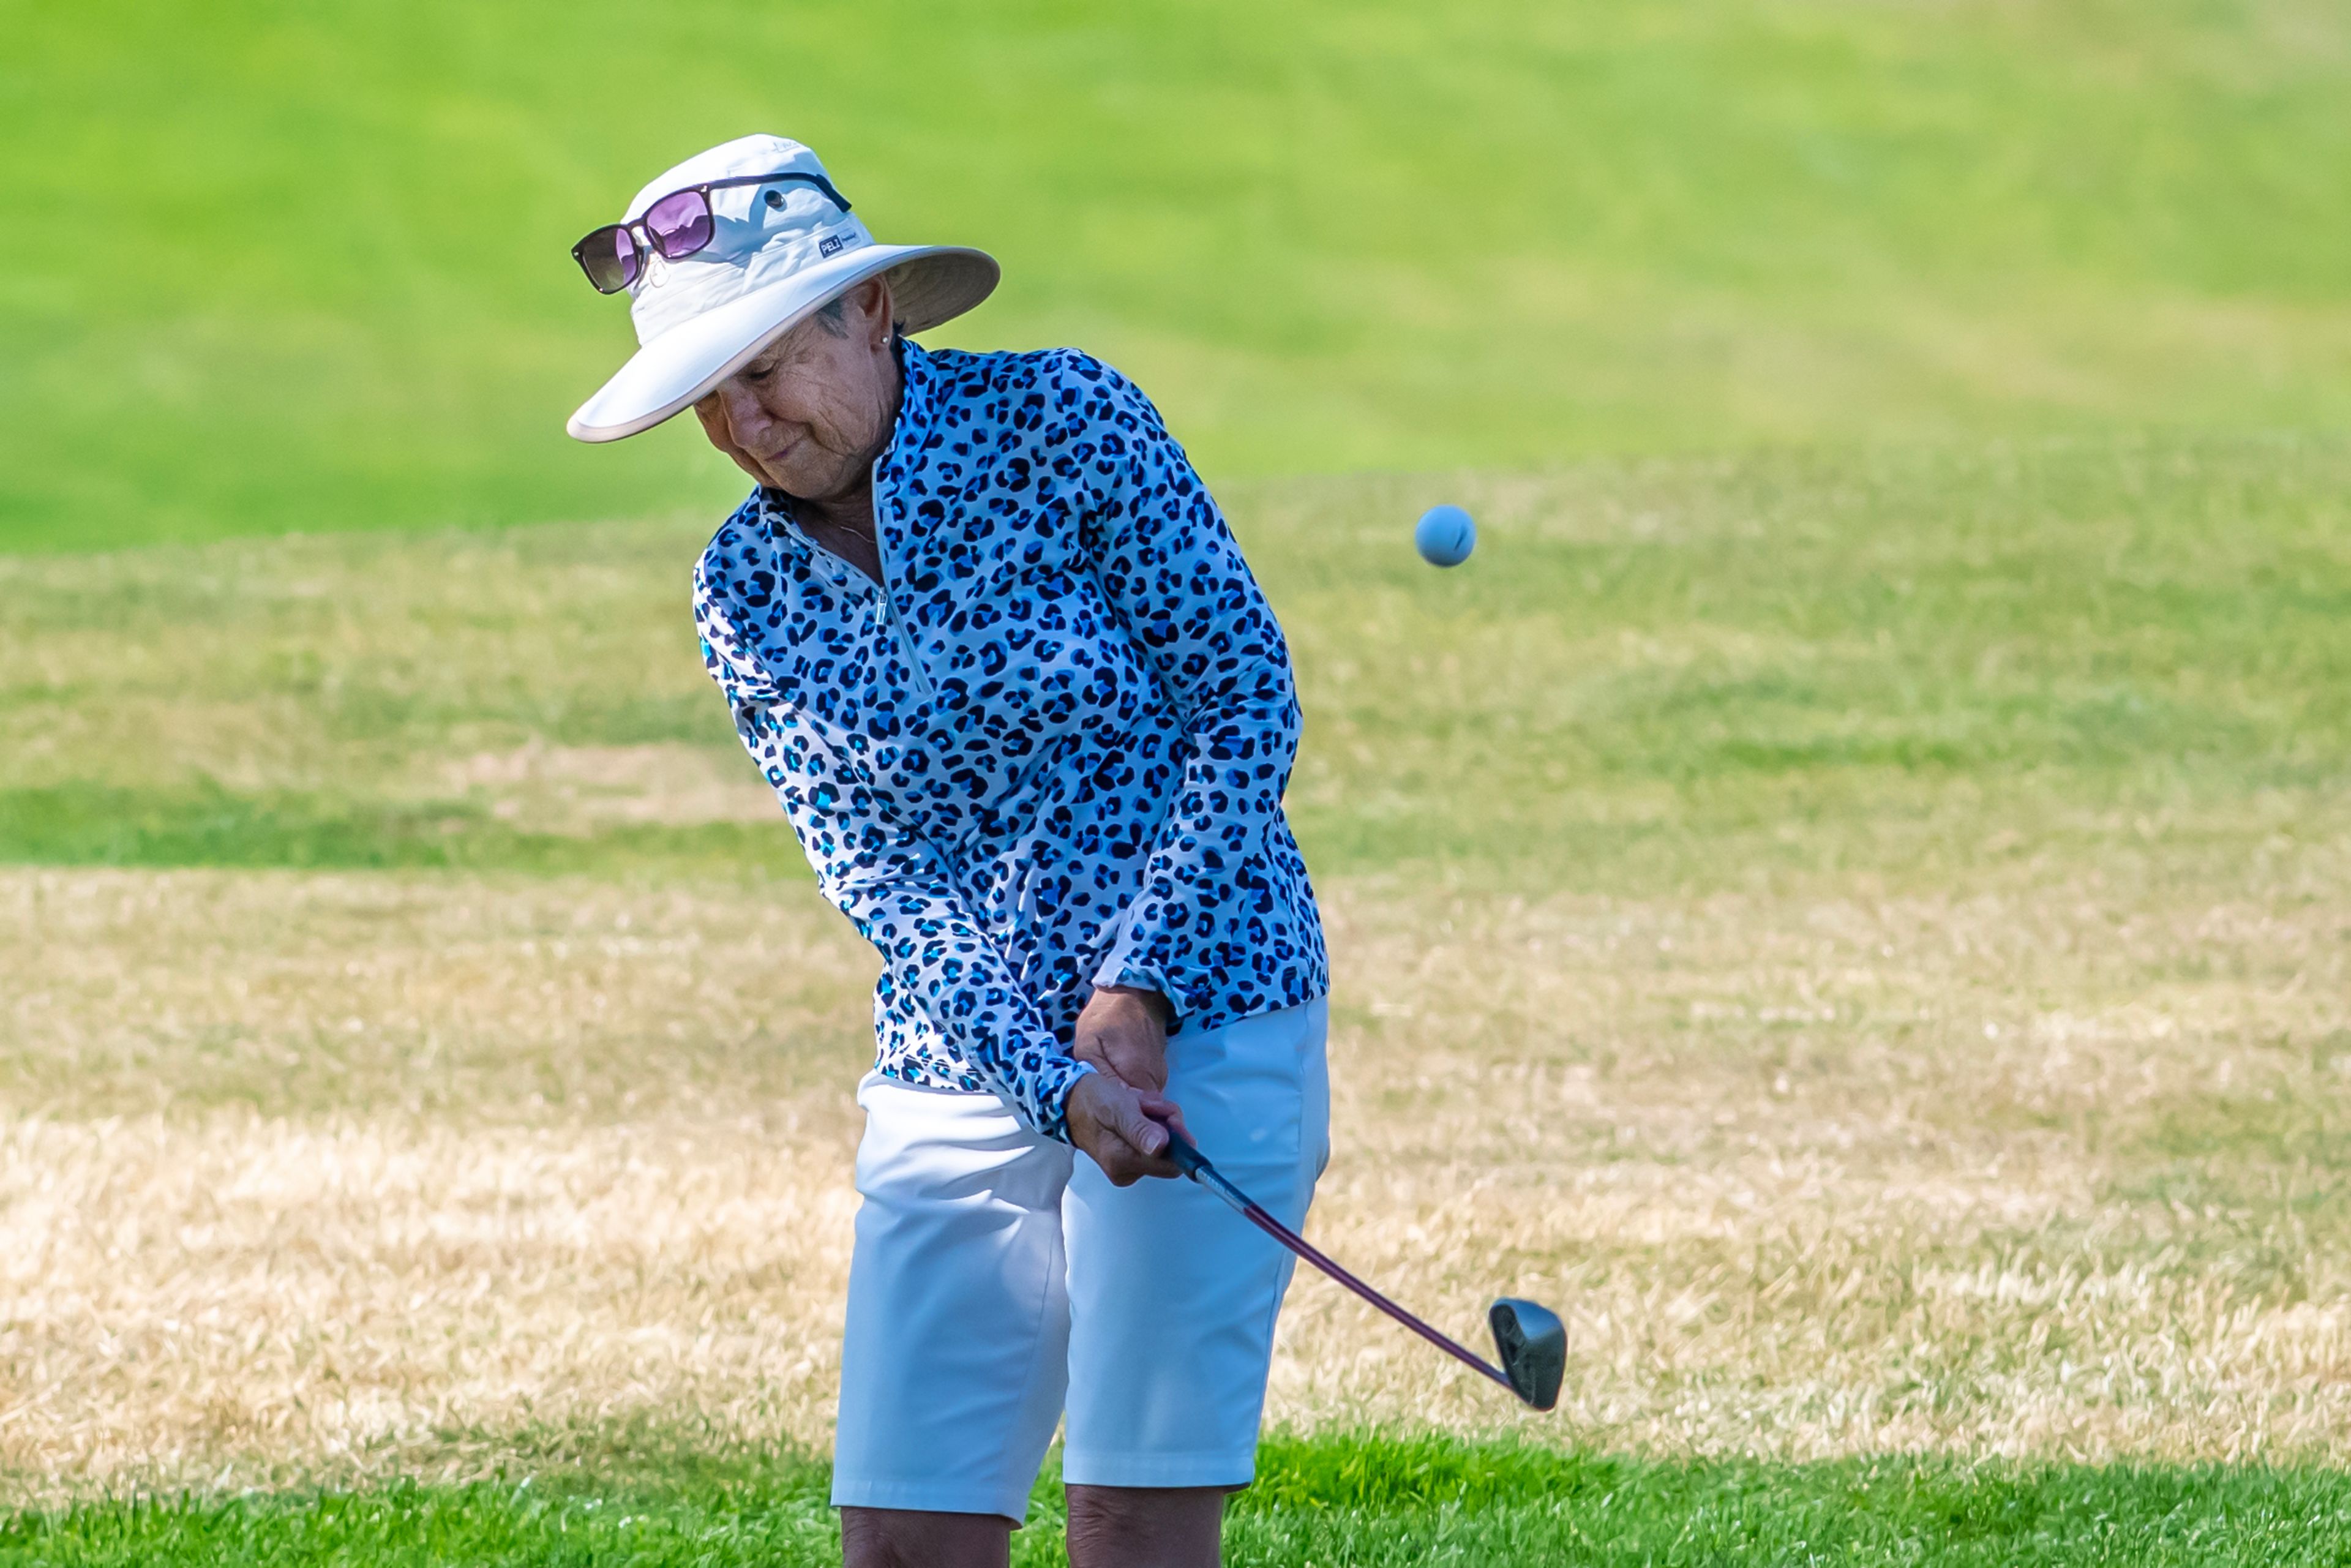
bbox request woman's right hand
[1065,1071,1191,1185]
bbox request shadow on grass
[8,1431,2349,1567]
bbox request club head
[1488,1297,1565,1411]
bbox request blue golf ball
[1415,505,1476,568]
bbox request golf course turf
[6,443,2347,1559]
[6,0,2350,1561]
[13,1435,2351,1566]
[7,0,2347,550]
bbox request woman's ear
[855,276,896,350]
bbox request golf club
[1162,1129,1565,1411]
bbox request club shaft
[1183,1160,1514,1392]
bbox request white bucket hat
[566,133,998,443]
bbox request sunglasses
[571,171,853,293]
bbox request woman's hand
[1065,1071,1191,1185]
[1074,984,1172,1093]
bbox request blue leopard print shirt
[691,341,1329,1141]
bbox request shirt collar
[881,338,940,482]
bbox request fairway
[6,0,2350,550]
[5,441,2347,1561]
[7,0,2351,1557]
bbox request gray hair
[806,288,906,339]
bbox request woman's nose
[714,383,772,441]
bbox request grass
[3,442,2347,1551]
[11,1435,2351,1566]
[8,7,2350,1553]
[7,855,2345,1487]
[6,0,2351,549]
[7,436,2347,893]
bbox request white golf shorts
[830,997,1329,1522]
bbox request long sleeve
[1067,362,1307,1026]
[695,558,1094,1141]
[683,347,1323,1130]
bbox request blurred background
[5,0,2345,550]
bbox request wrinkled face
[693,277,898,503]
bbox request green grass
[11,1434,2350,1566]
[0,783,797,879]
[7,435,2345,893]
[6,0,2350,549]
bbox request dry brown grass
[2,1113,855,1499]
[1299,869,2351,1459]
[5,852,2347,1501]
[430,741,781,833]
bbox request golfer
[567,135,1330,1568]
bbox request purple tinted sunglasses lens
[576,225,640,293]
[643,189,714,258]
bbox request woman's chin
[767,459,863,503]
[749,452,800,489]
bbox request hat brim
[565,244,998,443]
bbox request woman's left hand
[1074,985,1172,1093]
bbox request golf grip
[1161,1130,1515,1393]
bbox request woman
[568,135,1329,1568]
